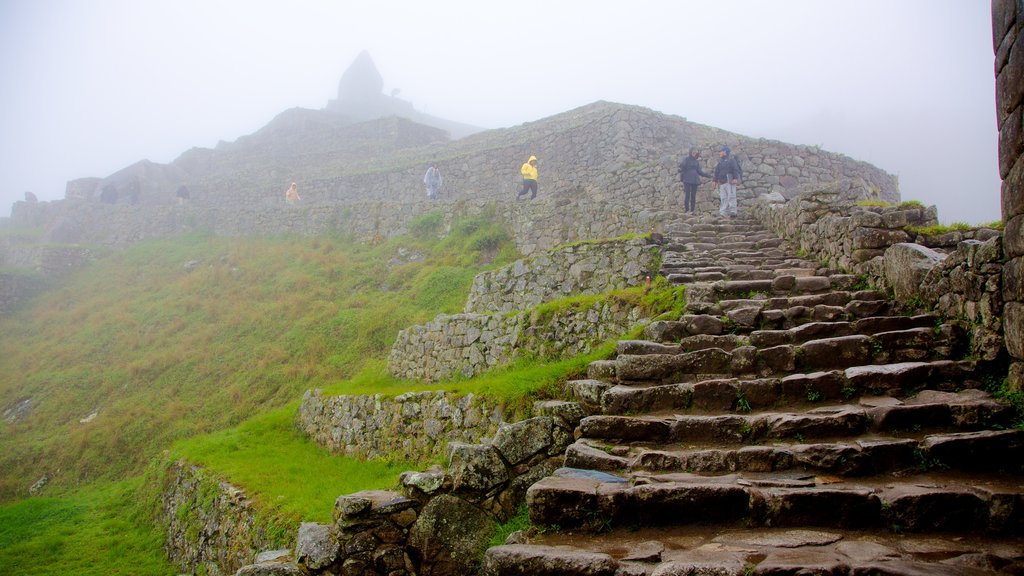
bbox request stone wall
[0,272,45,314]
[464,237,659,313]
[6,102,898,258]
[388,297,647,382]
[158,460,294,576]
[0,237,96,313]
[237,401,584,576]
[751,182,1006,362]
[296,390,506,461]
[995,0,1024,391]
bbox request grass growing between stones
[0,479,174,576]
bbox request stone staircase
[483,215,1024,575]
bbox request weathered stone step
[645,314,938,346]
[565,429,1024,477]
[525,468,1024,534]
[483,526,1024,576]
[578,361,980,415]
[612,328,962,383]
[577,393,1011,445]
[684,290,889,324]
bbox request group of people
[678,145,743,217]
[289,148,740,215]
[421,155,540,201]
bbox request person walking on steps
[423,164,442,200]
[714,146,742,218]
[678,147,711,213]
[517,155,539,200]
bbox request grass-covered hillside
[0,209,517,502]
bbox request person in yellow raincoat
[516,156,538,200]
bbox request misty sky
[0,1,1001,223]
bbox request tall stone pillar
[995,0,1024,390]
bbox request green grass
[0,212,518,501]
[168,403,411,523]
[0,479,175,576]
[906,222,972,236]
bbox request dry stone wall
[238,400,584,576]
[995,0,1024,391]
[388,297,647,383]
[464,237,659,313]
[159,460,294,576]
[296,390,506,461]
[387,237,659,383]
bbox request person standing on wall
[713,146,742,218]
[517,155,539,200]
[678,147,711,214]
[423,164,442,200]
[285,182,301,205]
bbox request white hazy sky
[0,0,1001,223]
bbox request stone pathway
[484,215,1024,575]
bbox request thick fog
[0,0,1001,223]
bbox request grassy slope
[0,209,687,574]
[0,210,514,501]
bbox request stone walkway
[484,215,1024,575]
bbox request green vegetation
[906,222,972,236]
[855,199,893,208]
[0,206,695,573]
[167,403,413,523]
[487,505,532,548]
[0,211,518,501]
[0,479,174,576]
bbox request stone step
[524,468,1024,534]
[645,314,938,345]
[577,394,1011,445]
[483,527,1024,576]
[611,328,962,383]
[579,361,980,415]
[684,290,889,323]
[565,429,1024,477]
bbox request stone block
[756,487,880,528]
[997,29,1024,118]
[493,417,554,465]
[883,243,946,303]
[1003,158,1024,220]
[1000,104,1024,178]
[1006,301,1024,360]
[448,443,509,492]
[482,544,618,576]
[295,522,339,571]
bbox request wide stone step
[566,429,1024,477]
[483,526,1024,576]
[578,395,1011,445]
[612,328,962,382]
[585,363,983,415]
[525,468,1024,534]
[684,290,890,325]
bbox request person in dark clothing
[678,147,711,213]
[713,146,743,217]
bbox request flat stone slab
[714,529,843,548]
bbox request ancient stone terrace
[483,215,1024,576]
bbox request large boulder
[884,243,946,302]
[408,494,497,576]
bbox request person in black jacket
[678,147,711,213]
[713,145,743,218]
